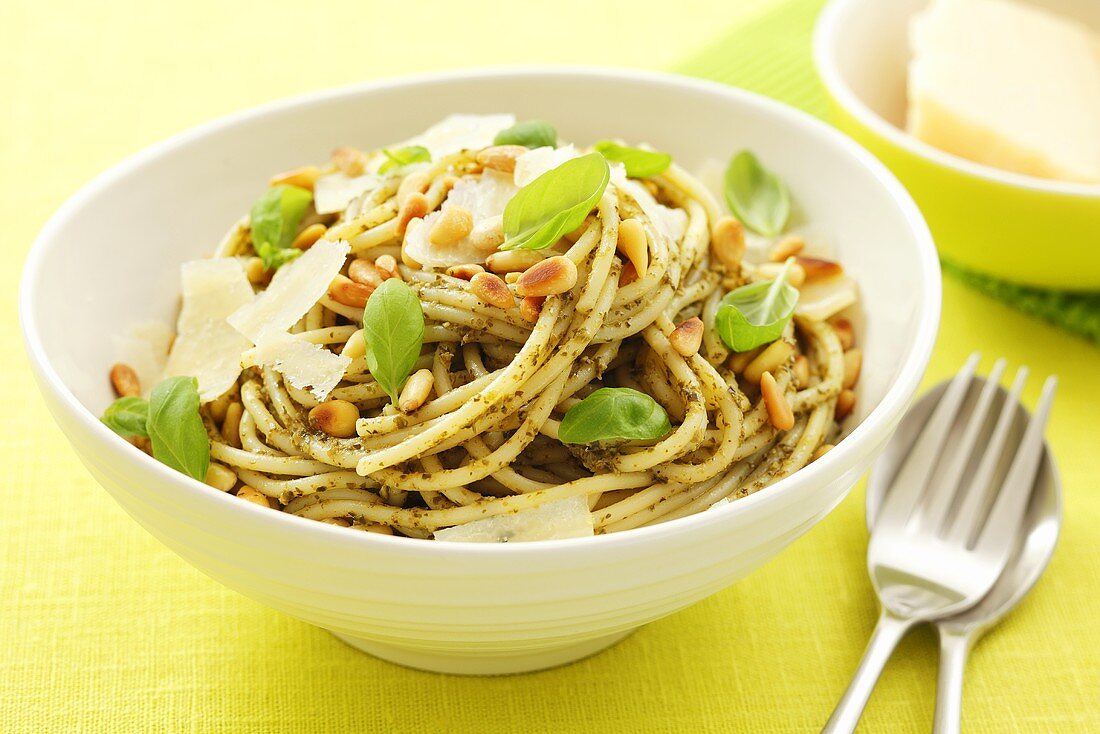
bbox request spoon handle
[933,628,973,734]
[823,607,915,733]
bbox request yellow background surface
[2,1,1098,731]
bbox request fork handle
[933,628,972,734]
[823,607,915,733]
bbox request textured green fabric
[675,0,1100,344]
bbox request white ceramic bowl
[20,68,940,675]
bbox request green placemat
[675,0,1100,344]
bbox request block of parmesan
[907,0,1100,184]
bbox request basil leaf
[101,396,150,438]
[494,120,557,149]
[251,184,313,270]
[593,140,671,178]
[500,153,610,251]
[147,376,210,482]
[714,259,800,352]
[723,150,790,236]
[379,146,431,174]
[558,388,672,445]
[362,279,425,404]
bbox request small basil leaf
[147,376,210,482]
[362,279,425,404]
[593,140,671,178]
[713,259,800,352]
[500,153,610,251]
[558,387,672,445]
[101,396,150,438]
[723,150,790,236]
[379,146,431,174]
[250,184,313,270]
[494,120,557,149]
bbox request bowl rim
[19,65,941,557]
[813,0,1100,199]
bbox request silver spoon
[866,375,1062,734]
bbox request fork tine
[918,359,1008,534]
[973,375,1057,555]
[877,353,981,529]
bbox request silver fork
[823,354,1057,733]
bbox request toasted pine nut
[836,389,856,420]
[330,146,366,176]
[756,261,807,288]
[208,391,231,423]
[811,443,834,463]
[843,348,863,389]
[328,275,373,308]
[222,402,243,449]
[519,296,545,323]
[292,223,327,251]
[129,436,152,454]
[486,249,543,274]
[616,218,649,279]
[619,261,639,286]
[308,399,360,438]
[398,369,434,413]
[429,206,474,246]
[374,254,401,280]
[829,317,855,350]
[446,264,484,280]
[348,258,384,287]
[516,256,578,297]
[711,216,746,272]
[476,145,527,173]
[504,271,521,284]
[743,340,795,384]
[796,256,844,281]
[321,517,352,527]
[792,354,810,389]
[565,216,596,243]
[397,171,431,207]
[669,317,704,357]
[204,463,238,492]
[397,192,430,237]
[401,238,422,268]
[236,485,274,508]
[727,346,764,373]
[244,256,271,285]
[269,165,320,190]
[470,272,516,309]
[760,371,795,431]
[110,363,140,398]
[768,235,805,262]
[340,330,366,359]
[469,215,505,253]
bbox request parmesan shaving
[433,496,594,542]
[400,114,515,161]
[314,172,382,215]
[242,336,351,401]
[112,320,173,398]
[513,144,580,186]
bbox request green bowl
[813,0,1100,291]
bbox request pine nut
[321,517,352,527]
[476,145,527,173]
[760,371,795,431]
[756,261,806,288]
[328,275,373,308]
[244,256,271,285]
[110,363,140,397]
[397,171,431,207]
[469,215,505,253]
[516,256,577,297]
[727,346,764,373]
[340,330,366,358]
[446,264,484,280]
[743,340,795,383]
[429,206,474,246]
[669,317,704,357]
[519,296,545,323]
[222,402,243,448]
[768,235,805,262]
[130,436,152,454]
[269,165,320,190]
[204,462,238,492]
[643,179,660,196]
[793,354,810,389]
[486,249,544,274]
[829,317,855,350]
[236,485,274,508]
[292,223,327,250]
[796,256,844,281]
[619,261,639,286]
[208,391,231,423]
[397,192,430,237]
[811,443,834,463]
[843,348,863,389]
[348,258,384,287]
[374,254,401,280]
[470,272,516,309]
[401,238,422,268]
[616,218,649,279]
[330,146,366,177]
[504,272,521,284]
[308,399,360,438]
[398,369,434,413]
[836,389,856,420]
[711,216,746,272]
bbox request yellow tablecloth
[3,1,1097,731]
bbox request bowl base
[330,628,637,675]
